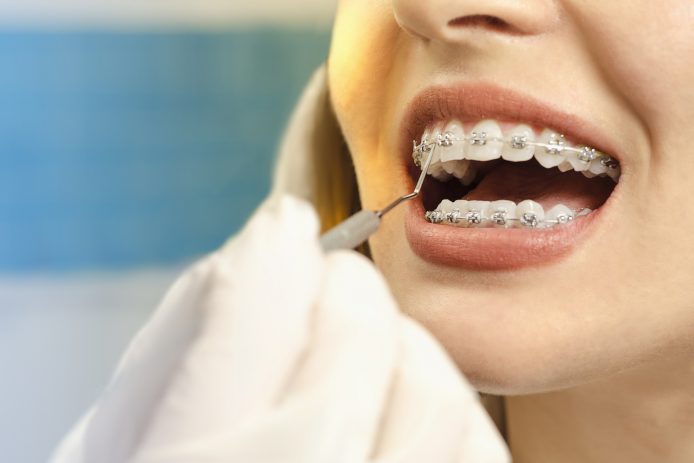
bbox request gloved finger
[371,317,511,463]
[217,250,400,463]
[50,252,223,463]
[130,195,326,459]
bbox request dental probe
[320,143,435,252]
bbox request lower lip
[404,199,599,271]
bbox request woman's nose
[392,0,560,42]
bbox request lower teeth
[425,200,592,229]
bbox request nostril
[448,15,521,34]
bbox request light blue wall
[0,29,331,272]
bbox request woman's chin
[412,316,563,395]
[423,323,595,396]
[386,280,621,396]
[413,303,650,396]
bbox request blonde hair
[310,90,361,234]
[273,66,362,238]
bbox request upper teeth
[413,119,621,183]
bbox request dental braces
[413,132,611,229]
[412,132,620,170]
[424,207,591,229]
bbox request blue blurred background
[0,30,330,271]
[0,2,333,461]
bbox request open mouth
[401,84,624,270]
[412,120,620,229]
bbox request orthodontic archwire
[413,131,619,230]
[423,207,590,230]
[412,131,620,170]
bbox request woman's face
[328,0,694,394]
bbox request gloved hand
[50,195,510,463]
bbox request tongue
[464,161,614,211]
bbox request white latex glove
[51,195,510,463]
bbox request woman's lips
[405,198,598,270]
[399,83,621,270]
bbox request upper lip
[399,82,623,170]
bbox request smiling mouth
[412,119,620,229]
[401,83,624,270]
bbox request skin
[328,1,694,461]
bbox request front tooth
[441,160,457,176]
[437,199,455,214]
[568,158,590,172]
[441,199,465,224]
[428,199,453,224]
[516,200,545,228]
[558,161,573,173]
[501,124,535,162]
[567,147,594,172]
[489,200,516,227]
[429,126,443,165]
[464,201,490,226]
[589,158,608,175]
[442,159,471,179]
[420,127,433,167]
[452,200,469,226]
[439,120,466,163]
[425,126,452,180]
[467,119,503,161]
[535,129,567,169]
[546,204,575,225]
[430,167,452,181]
